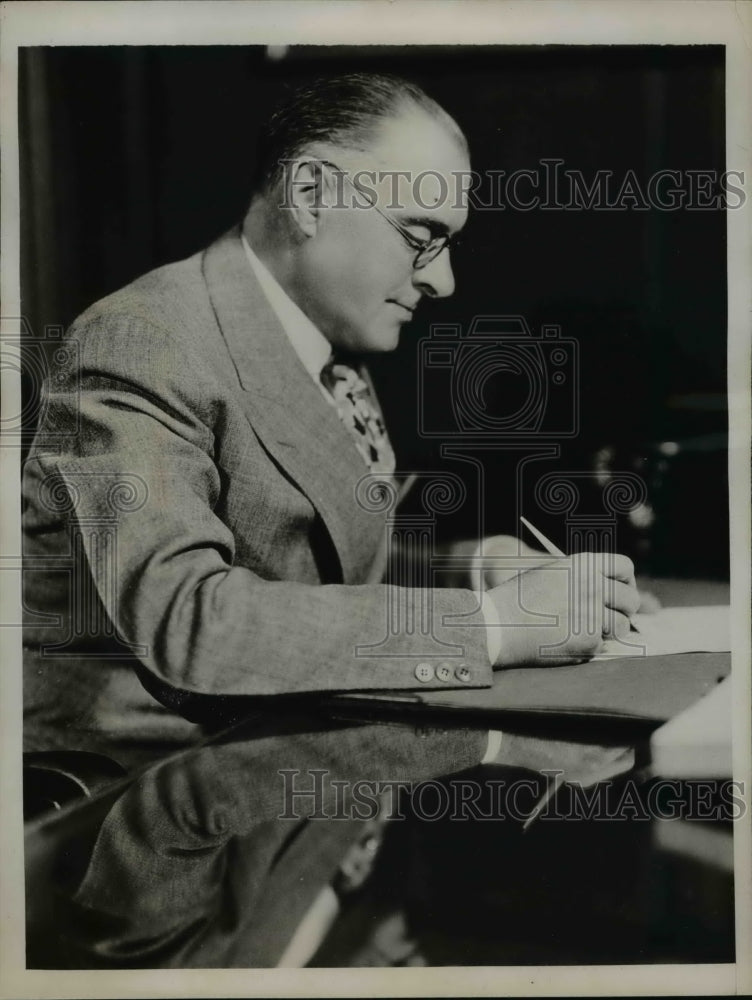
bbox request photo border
[1,2,750,996]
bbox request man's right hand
[487,551,640,668]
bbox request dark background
[19,44,728,578]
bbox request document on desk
[597,605,730,659]
[649,675,733,778]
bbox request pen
[519,515,565,557]
[519,515,639,634]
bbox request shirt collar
[241,232,332,382]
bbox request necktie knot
[320,358,367,402]
[319,356,395,475]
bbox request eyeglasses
[319,159,460,270]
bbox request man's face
[298,108,471,354]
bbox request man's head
[245,73,471,353]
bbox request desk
[24,582,735,968]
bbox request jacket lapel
[202,227,389,584]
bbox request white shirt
[242,234,337,412]
[241,232,502,761]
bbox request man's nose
[412,248,456,299]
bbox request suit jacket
[22,226,493,770]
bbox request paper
[649,675,733,778]
[596,605,730,659]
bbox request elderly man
[23,73,639,965]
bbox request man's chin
[378,329,402,352]
[351,327,402,354]
[336,318,403,354]
[375,320,405,351]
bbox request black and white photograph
[1,1,750,996]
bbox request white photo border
[1,2,750,997]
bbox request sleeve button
[436,663,452,682]
[415,662,434,683]
[455,665,471,683]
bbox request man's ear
[283,159,333,239]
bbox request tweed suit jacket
[22,226,493,770]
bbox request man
[22,73,639,963]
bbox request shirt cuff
[476,589,502,665]
[481,729,503,764]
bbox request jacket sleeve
[25,314,494,714]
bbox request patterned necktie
[319,358,396,475]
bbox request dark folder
[328,653,731,734]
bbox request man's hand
[487,551,640,668]
[475,534,555,589]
